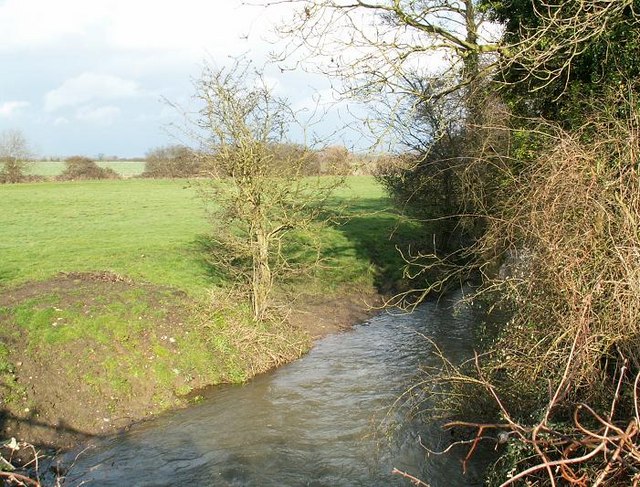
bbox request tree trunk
[463,0,483,129]
[251,228,273,322]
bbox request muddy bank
[0,274,383,455]
[0,273,198,452]
[289,292,384,340]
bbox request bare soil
[0,273,382,457]
[288,291,384,340]
[0,273,195,453]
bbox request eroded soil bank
[0,273,382,454]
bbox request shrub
[0,130,31,183]
[423,94,640,486]
[316,145,352,175]
[203,143,323,178]
[0,159,26,183]
[475,98,640,413]
[142,145,201,178]
[58,156,120,181]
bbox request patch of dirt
[0,272,193,452]
[0,271,137,307]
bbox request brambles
[481,95,640,412]
[426,356,640,486]
[418,94,640,485]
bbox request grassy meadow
[0,177,407,294]
[0,176,415,444]
[1,179,209,293]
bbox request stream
[60,290,495,486]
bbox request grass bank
[0,177,415,449]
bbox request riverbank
[0,274,383,454]
[56,293,488,487]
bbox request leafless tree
[267,0,504,138]
[194,60,344,322]
[0,129,32,183]
[143,145,201,178]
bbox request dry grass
[198,289,311,380]
[465,93,640,484]
[483,95,640,410]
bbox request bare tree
[0,130,32,183]
[194,60,344,322]
[269,0,504,136]
[271,2,515,277]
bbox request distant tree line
[0,134,397,184]
[141,142,390,179]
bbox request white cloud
[0,1,284,56]
[0,101,30,118]
[0,0,108,50]
[0,0,321,156]
[75,105,121,125]
[105,1,240,52]
[45,73,140,112]
[54,117,70,126]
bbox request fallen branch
[0,470,41,487]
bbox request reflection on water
[62,290,494,486]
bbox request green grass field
[0,177,411,295]
[27,160,145,177]
[1,178,209,292]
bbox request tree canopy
[484,0,640,124]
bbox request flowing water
[61,291,494,486]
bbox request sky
[0,0,350,158]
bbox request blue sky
[0,0,356,158]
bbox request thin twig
[391,468,431,486]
